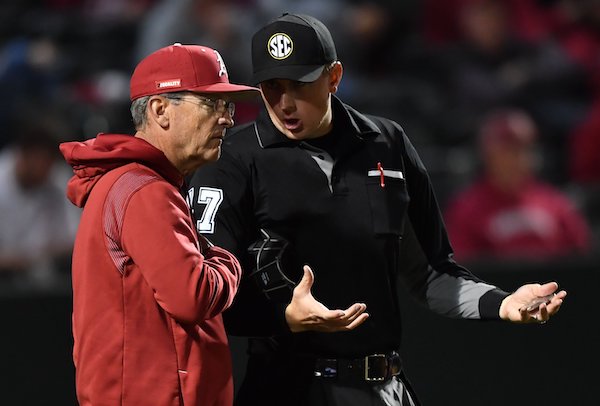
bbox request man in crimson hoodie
[445,108,590,261]
[60,43,259,406]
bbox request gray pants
[305,374,420,406]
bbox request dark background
[2,257,597,405]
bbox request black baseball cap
[251,13,337,85]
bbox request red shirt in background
[444,178,590,261]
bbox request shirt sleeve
[121,179,241,325]
[188,149,289,335]
[397,125,509,320]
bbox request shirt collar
[254,95,381,149]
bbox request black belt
[313,351,402,383]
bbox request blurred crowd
[1,0,599,291]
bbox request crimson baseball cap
[130,43,258,101]
[251,13,337,84]
[480,109,537,150]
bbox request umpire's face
[259,62,343,141]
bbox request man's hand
[499,281,567,324]
[285,265,369,333]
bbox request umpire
[188,13,566,406]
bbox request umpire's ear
[328,62,343,94]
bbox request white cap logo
[268,33,293,60]
[214,50,228,77]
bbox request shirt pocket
[366,175,410,236]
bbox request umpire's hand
[499,281,567,324]
[285,265,369,333]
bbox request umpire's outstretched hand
[285,265,369,333]
[499,281,567,324]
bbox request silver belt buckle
[364,353,387,381]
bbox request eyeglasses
[168,94,235,118]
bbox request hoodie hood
[60,133,183,207]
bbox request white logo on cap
[156,79,181,89]
[268,33,293,60]
[214,50,228,77]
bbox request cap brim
[188,82,261,100]
[252,65,324,85]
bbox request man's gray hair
[130,93,184,130]
[131,96,150,130]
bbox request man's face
[259,68,335,140]
[485,143,535,194]
[167,93,234,173]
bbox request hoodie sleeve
[120,178,241,325]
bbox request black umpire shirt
[187,96,508,358]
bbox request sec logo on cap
[268,33,293,60]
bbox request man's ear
[148,96,170,129]
[329,62,343,94]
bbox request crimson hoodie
[60,133,241,406]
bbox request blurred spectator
[134,1,419,125]
[0,0,597,263]
[421,0,566,46]
[134,0,263,124]
[554,0,600,95]
[0,125,79,289]
[0,35,63,147]
[330,0,421,123]
[568,98,600,246]
[444,108,591,262]
[334,0,415,77]
[428,0,588,154]
[570,99,600,185]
